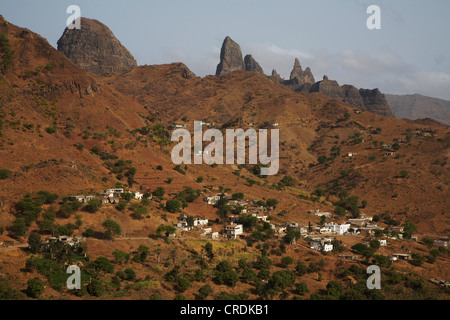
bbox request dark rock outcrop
[359,88,395,117]
[269,69,283,84]
[342,84,365,109]
[57,17,137,74]
[309,75,344,100]
[216,36,245,76]
[244,54,264,74]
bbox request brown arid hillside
[0,16,449,301]
[105,64,450,235]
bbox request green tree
[87,279,105,297]
[198,284,213,300]
[203,242,214,261]
[113,250,130,264]
[281,256,294,268]
[215,261,239,287]
[84,198,102,213]
[334,206,347,217]
[231,192,244,200]
[26,278,44,299]
[153,187,165,200]
[11,218,27,238]
[295,282,309,295]
[91,256,114,273]
[266,198,279,207]
[295,261,307,276]
[176,278,192,293]
[403,221,417,239]
[28,232,41,254]
[134,245,150,263]
[102,219,121,239]
[166,199,181,213]
[326,280,343,298]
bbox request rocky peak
[244,54,264,74]
[309,75,344,100]
[288,58,315,86]
[289,58,303,81]
[303,67,315,84]
[215,36,245,76]
[57,17,137,75]
[269,69,283,84]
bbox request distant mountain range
[386,94,450,125]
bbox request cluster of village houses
[64,188,449,263]
[172,193,450,263]
[69,188,145,205]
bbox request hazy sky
[2,0,450,99]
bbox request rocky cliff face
[359,88,395,117]
[216,36,245,76]
[342,84,365,109]
[57,17,137,74]
[309,75,344,100]
[244,54,264,74]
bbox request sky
[2,0,450,100]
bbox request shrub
[198,284,213,300]
[84,198,102,213]
[281,256,294,267]
[295,282,309,295]
[399,170,409,178]
[166,199,181,213]
[45,126,57,134]
[26,278,44,299]
[0,169,11,179]
[87,279,105,297]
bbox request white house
[380,239,387,246]
[308,210,332,218]
[69,195,96,203]
[134,192,144,200]
[252,213,268,222]
[224,223,243,239]
[105,188,124,195]
[205,232,219,240]
[319,227,333,234]
[176,220,190,231]
[325,222,351,235]
[193,217,209,227]
[204,195,221,205]
[435,240,449,248]
[309,238,333,252]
